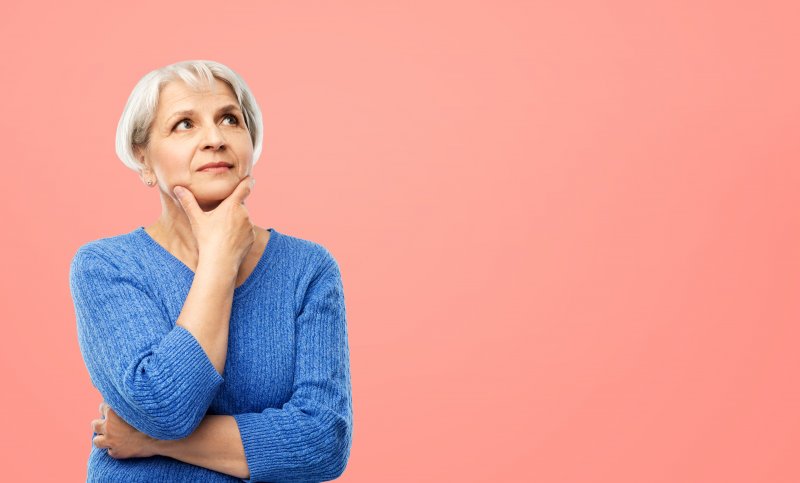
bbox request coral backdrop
[1,1,798,482]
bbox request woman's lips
[199,166,232,173]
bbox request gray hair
[115,60,264,172]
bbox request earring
[146,178,155,186]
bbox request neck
[146,189,265,272]
[149,189,208,264]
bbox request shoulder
[272,229,339,273]
[272,230,343,307]
[69,229,145,278]
[276,231,345,314]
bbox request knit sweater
[69,226,353,483]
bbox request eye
[174,118,192,131]
[222,114,239,125]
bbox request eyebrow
[165,104,242,123]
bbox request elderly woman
[68,60,353,482]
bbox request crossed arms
[70,247,352,482]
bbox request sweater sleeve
[69,246,224,440]
[233,254,353,483]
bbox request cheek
[151,143,195,171]
[230,135,254,159]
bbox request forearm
[154,414,249,480]
[176,254,238,375]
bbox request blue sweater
[69,226,353,482]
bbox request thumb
[173,186,201,221]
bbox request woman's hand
[91,401,160,459]
[173,175,256,269]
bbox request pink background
[2,1,799,481]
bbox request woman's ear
[135,146,156,187]
[133,145,146,166]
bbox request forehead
[157,79,239,117]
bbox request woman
[69,60,353,482]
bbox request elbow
[147,419,199,441]
[106,392,204,441]
[138,392,210,440]
[130,404,204,440]
[119,356,221,440]
[311,414,353,480]
[121,377,211,440]
[323,448,351,481]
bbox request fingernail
[174,186,184,198]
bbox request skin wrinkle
[164,104,243,131]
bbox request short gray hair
[115,59,264,172]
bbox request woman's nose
[201,124,226,150]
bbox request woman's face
[137,79,253,210]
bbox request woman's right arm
[172,176,255,375]
[176,251,238,375]
[71,177,255,441]
[70,247,225,441]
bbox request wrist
[196,254,239,283]
[151,437,174,458]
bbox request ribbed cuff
[157,323,224,391]
[158,324,223,379]
[233,413,267,483]
[233,412,278,482]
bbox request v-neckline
[134,226,277,298]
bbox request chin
[194,183,237,201]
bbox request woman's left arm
[154,415,249,480]
[93,405,249,479]
[169,255,353,483]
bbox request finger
[242,177,256,205]
[226,175,254,206]
[173,185,202,222]
[236,175,254,205]
[93,434,108,450]
[99,401,109,419]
